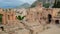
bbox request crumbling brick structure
[25,2,60,25]
[0,2,60,25]
[0,8,16,25]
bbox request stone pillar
[8,11,16,21]
[9,15,12,21]
[13,15,16,20]
[2,14,6,25]
[12,12,16,21]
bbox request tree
[30,0,51,8]
[30,1,37,8]
[52,0,60,8]
[43,3,51,8]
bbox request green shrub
[0,14,3,23]
[17,16,25,20]
[52,0,60,8]
[43,3,50,8]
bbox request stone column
[9,14,13,21]
[13,15,16,20]
[12,12,16,21]
[2,14,6,25]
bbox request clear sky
[0,0,36,8]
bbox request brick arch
[47,14,52,23]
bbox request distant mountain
[16,3,31,8]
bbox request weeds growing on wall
[17,16,25,20]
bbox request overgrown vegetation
[30,0,51,8]
[30,1,37,8]
[52,0,60,8]
[43,3,51,8]
[17,16,25,20]
[0,14,2,23]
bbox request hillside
[16,3,30,8]
[31,0,55,8]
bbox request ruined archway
[55,20,59,24]
[48,14,52,24]
[0,14,3,24]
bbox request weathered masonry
[26,2,60,25]
[0,8,16,25]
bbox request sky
[0,0,36,8]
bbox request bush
[52,0,60,8]
[17,16,25,20]
[43,3,51,8]
[0,14,2,22]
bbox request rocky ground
[38,24,60,34]
[0,21,60,34]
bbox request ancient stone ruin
[0,2,60,34]
[0,8,16,25]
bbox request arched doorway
[48,14,52,24]
[55,20,59,24]
[0,14,3,24]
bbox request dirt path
[38,24,60,34]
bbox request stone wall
[24,2,60,25]
[0,8,16,25]
[0,2,60,34]
[0,2,60,25]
